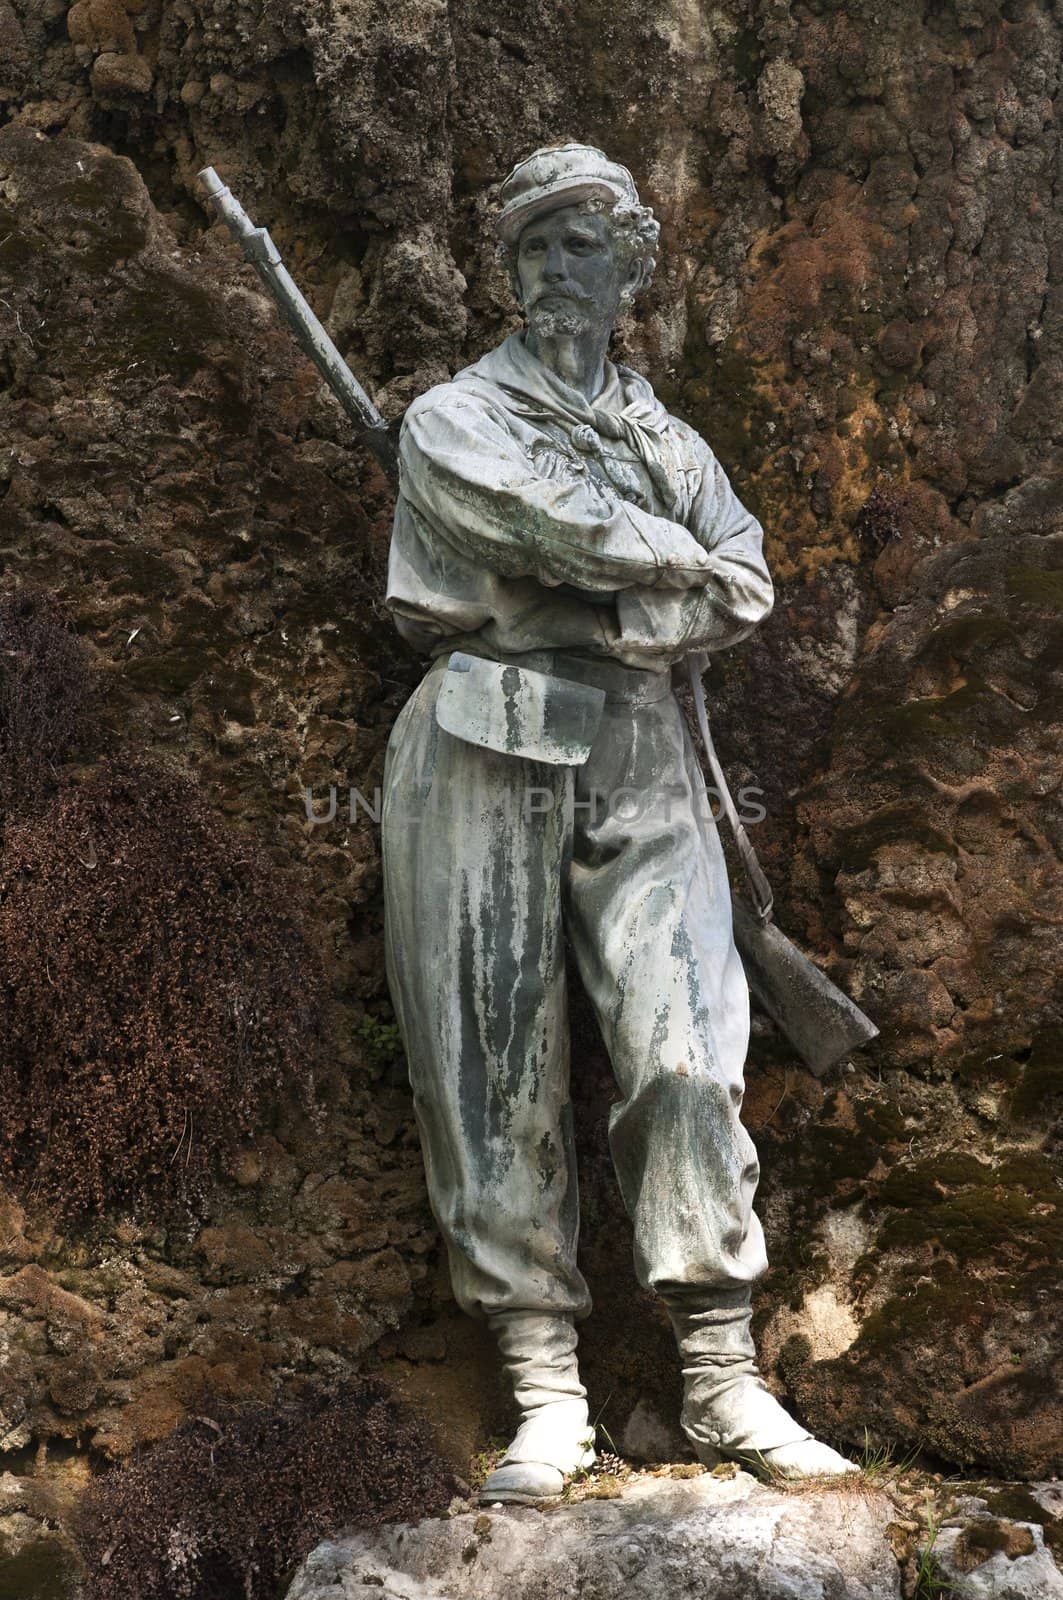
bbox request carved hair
[500,196,660,308]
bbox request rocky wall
[0,0,1060,1583]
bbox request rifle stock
[731,896,879,1076]
[687,656,879,1076]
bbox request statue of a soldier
[380,143,857,1503]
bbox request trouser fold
[382,660,769,1321]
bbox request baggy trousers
[381,652,769,1322]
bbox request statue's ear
[621,256,646,304]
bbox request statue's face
[515,203,641,338]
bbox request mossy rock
[0,1536,78,1600]
[122,647,221,695]
[983,1486,1063,1557]
[850,1272,992,1356]
[834,801,958,873]
[877,1152,990,1209]
[874,1148,1063,1265]
[1004,565,1063,609]
[1011,1025,1063,1119]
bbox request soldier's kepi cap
[495,143,640,244]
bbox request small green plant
[913,1498,963,1600]
[856,1428,921,1481]
[469,1441,508,1490]
[356,1013,403,1061]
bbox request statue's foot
[479,1459,567,1504]
[683,1377,858,1481]
[698,1436,859,1480]
[478,1398,596,1506]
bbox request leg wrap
[668,1292,810,1457]
[485,1312,594,1480]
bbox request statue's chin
[527,307,594,339]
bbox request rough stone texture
[0,0,1061,1579]
[930,1486,1063,1599]
[285,1475,903,1600]
[934,1521,1063,1599]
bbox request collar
[456,334,677,507]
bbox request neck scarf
[459,334,679,511]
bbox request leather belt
[431,645,672,706]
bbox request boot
[479,1312,596,1504]
[668,1291,858,1480]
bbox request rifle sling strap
[685,655,774,926]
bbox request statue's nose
[543,242,566,280]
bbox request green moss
[123,647,217,694]
[878,1153,989,1209]
[93,544,182,595]
[255,521,315,558]
[983,1486,1063,1555]
[0,1538,78,1600]
[869,678,1011,757]
[853,1273,986,1356]
[870,1139,1063,1273]
[874,373,911,407]
[877,1157,1063,1264]
[0,207,39,272]
[121,272,225,385]
[919,614,1017,666]
[169,597,244,656]
[984,1486,1044,1520]
[776,1332,813,1389]
[778,1092,907,1203]
[731,27,765,88]
[962,1519,1011,1555]
[954,1045,1025,1086]
[1005,566,1063,609]
[52,170,150,272]
[994,1151,1060,1190]
[682,344,779,484]
[860,1097,907,1142]
[798,1126,876,1196]
[1011,1026,1063,1119]
[197,668,261,725]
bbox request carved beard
[525,298,596,339]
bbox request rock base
[285,1472,902,1600]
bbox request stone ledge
[285,1472,902,1600]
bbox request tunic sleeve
[610,434,774,665]
[399,392,725,595]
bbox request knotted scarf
[460,334,680,512]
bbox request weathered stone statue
[380,144,858,1503]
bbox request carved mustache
[527,285,597,309]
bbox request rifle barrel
[196,166,397,480]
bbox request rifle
[686,658,878,1074]
[197,168,397,480]
[197,168,879,1075]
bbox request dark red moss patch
[0,584,98,813]
[74,1377,457,1600]
[0,755,330,1219]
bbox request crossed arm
[399,390,773,664]
[611,447,774,665]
